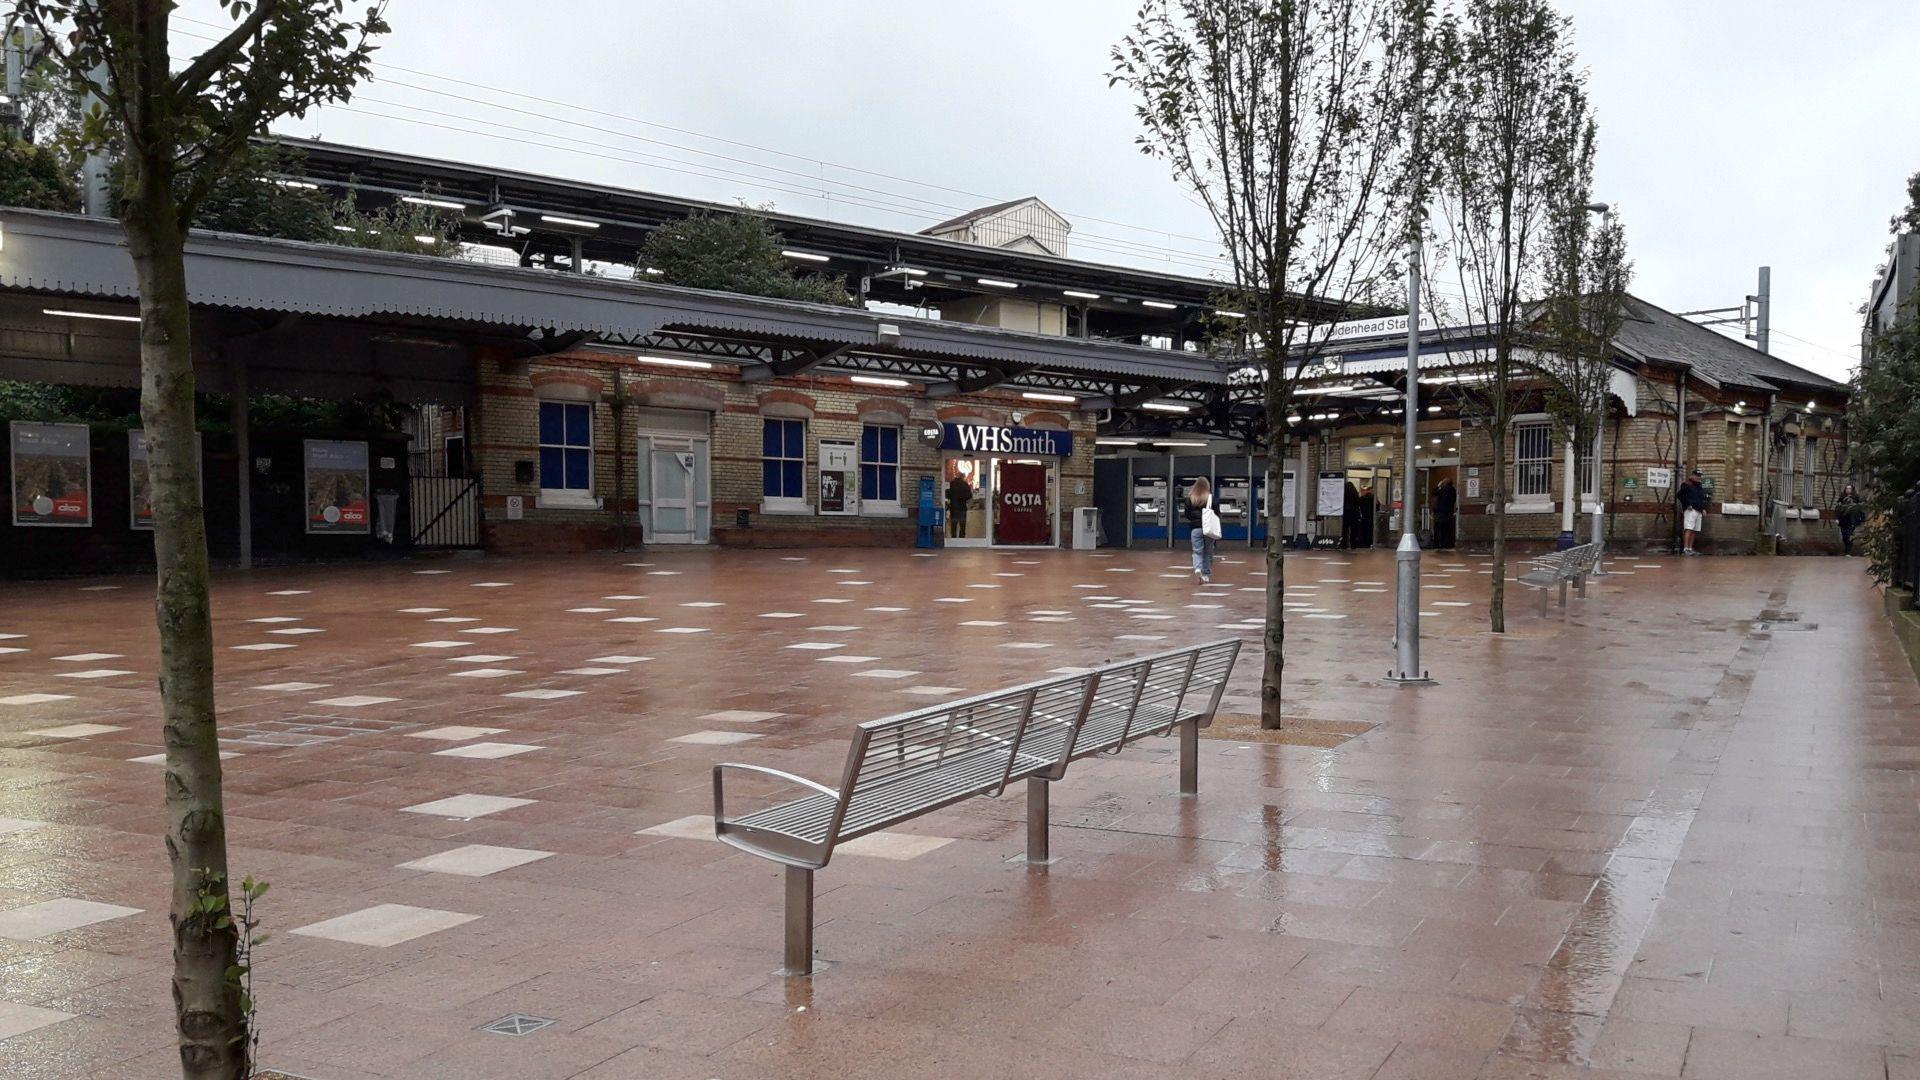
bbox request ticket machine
[1172,475,1209,541]
[1215,475,1252,542]
[1130,474,1169,542]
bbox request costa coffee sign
[938,422,1072,457]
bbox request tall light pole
[1388,235,1433,685]
[1585,202,1612,570]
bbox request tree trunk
[1259,448,1287,729]
[1489,421,1507,634]
[125,204,247,1079]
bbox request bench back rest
[1182,639,1242,722]
[835,673,1092,834]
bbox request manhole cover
[479,1014,556,1037]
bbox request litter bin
[1072,506,1100,550]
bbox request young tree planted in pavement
[1538,118,1630,552]
[1426,0,1589,632]
[1113,0,1426,729]
[3,4,386,1077]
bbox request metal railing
[1896,489,1920,598]
[409,475,481,549]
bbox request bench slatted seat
[1517,541,1600,612]
[713,639,1241,974]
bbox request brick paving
[0,546,1914,1079]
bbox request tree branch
[172,0,282,99]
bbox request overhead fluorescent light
[1062,289,1101,300]
[1140,402,1190,413]
[43,308,140,323]
[781,249,830,263]
[540,214,601,229]
[887,265,928,277]
[1095,438,1143,446]
[332,225,358,233]
[1214,309,1246,319]
[850,375,910,388]
[1285,414,1303,423]
[1141,300,1178,310]
[264,178,319,190]
[411,234,438,244]
[1426,405,1441,413]
[1152,440,1208,447]
[402,195,466,210]
[636,355,714,370]
[1021,392,1078,404]
[976,277,1019,289]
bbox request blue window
[539,401,592,491]
[860,424,900,503]
[762,418,805,500]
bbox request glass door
[648,439,697,544]
[943,455,991,547]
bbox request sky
[185,0,1920,383]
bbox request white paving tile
[402,794,534,819]
[0,647,25,655]
[587,655,651,665]
[25,723,123,739]
[958,620,1006,628]
[0,634,23,640]
[1117,634,1166,642]
[817,655,879,664]
[311,696,397,708]
[668,730,762,745]
[759,612,805,619]
[606,616,658,624]
[999,643,1053,650]
[52,653,122,662]
[654,627,710,634]
[1303,613,1348,620]
[603,594,646,601]
[0,817,48,837]
[0,898,142,941]
[785,642,845,651]
[230,643,296,651]
[406,726,507,741]
[460,627,517,635]
[865,606,909,613]
[504,689,584,700]
[472,582,513,588]
[398,844,553,877]
[853,669,919,679]
[267,627,326,636]
[433,742,541,759]
[811,598,853,604]
[1433,601,1472,607]
[900,686,963,697]
[1,694,74,706]
[637,815,713,840]
[428,616,480,624]
[398,607,448,614]
[680,601,724,608]
[265,589,310,596]
[0,1001,71,1041]
[932,597,973,604]
[290,904,478,947]
[129,751,239,764]
[809,625,862,632]
[698,710,784,723]
[410,640,469,649]
[247,617,304,624]
[414,569,452,575]
[567,607,615,614]
[836,832,955,860]
[449,654,518,664]
[448,668,522,679]
[559,667,626,676]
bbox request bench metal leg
[1576,573,1588,599]
[1026,777,1050,863]
[1557,580,1568,608]
[783,866,814,976]
[1179,718,1199,796]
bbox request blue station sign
[938,422,1073,457]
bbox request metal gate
[410,476,481,548]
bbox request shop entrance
[942,456,990,547]
[995,459,1052,545]
[1416,459,1460,549]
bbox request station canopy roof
[0,209,1231,408]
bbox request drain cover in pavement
[479,1014,556,1037]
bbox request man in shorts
[1677,468,1709,555]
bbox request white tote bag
[1201,506,1223,540]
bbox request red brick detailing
[758,389,818,418]
[855,398,912,424]
[530,371,606,397]
[1018,410,1071,430]
[632,379,725,412]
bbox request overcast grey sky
[222,0,1918,382]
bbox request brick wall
[468,346,1097,552]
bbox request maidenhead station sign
[932,422,1074,457]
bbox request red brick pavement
[0,547,1915,1079]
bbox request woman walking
[1183,477,1222,585]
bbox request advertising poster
[128,429,203,530]
[11,421,92,527]
[304,439,371,534]
[1280,471,1296,522]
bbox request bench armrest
[712,763,842,826]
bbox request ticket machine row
[1131,473,1269,543]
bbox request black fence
[409,475,482,549]
[1897,489,1920,598]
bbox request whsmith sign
[939,422,1073,457]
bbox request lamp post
[1584,202,1613,573]
[1388,237,1433,685]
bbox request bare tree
[1425,0,1589,632]
[1538,121,1631,550]
[4,4,385,1077]
[1113,0,1425,728]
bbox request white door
[649,440,698,543]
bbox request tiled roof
[1614,294,1845,392]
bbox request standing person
[1184,477,1220,584]
[1677,468,1709,555]
[1835,483,1866,556]
[1432,477,1458,549]
[1357,485,1377,548]
[1342,479,1360,549]
[946,468,972,539]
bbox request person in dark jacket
[1356,485,1377,548]
[946,471,972,538]
[1432,477,1458,549]
[1341,480,1360,549]
[1835,484,1866,556]
[1677,468,1709,555]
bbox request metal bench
[712,639,1242,975]
[1516,541,1600,612]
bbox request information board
[304,439,370,534]
[10,421,91,527]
